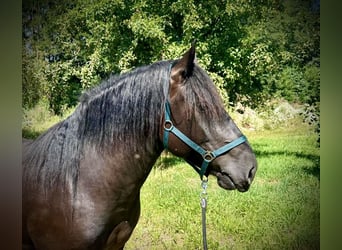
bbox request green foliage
[22,48,41,109]
[22,0,320,115]
[276,64,320,104]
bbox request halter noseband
[163,64,247,180]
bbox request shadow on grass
[253,143,320,180]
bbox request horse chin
[213,171,247,192]
[214,171,236,190]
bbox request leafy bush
[276,64,320,105]
[301,103,320,146]
[229,100,303,131]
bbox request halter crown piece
[163,64,247,180]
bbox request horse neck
[77,93,165,187]
[78,137,163,203]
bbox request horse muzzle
[213,163,257,192]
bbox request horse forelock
[182,65,227,120]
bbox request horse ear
[170,42,196,85]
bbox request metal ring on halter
[164,120,173,131]
[202,151,215,163]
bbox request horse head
[161,44,257,192]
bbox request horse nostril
[238,166,256,192]
[248,166,255,181]
[239,181,250,192]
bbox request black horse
[22,44,257,249]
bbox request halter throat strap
[163,100,247,180]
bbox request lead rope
[200,178,208,250]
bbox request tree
[22,0,320,114]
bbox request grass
[125,123,319,249]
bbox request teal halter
[163,67,247,179]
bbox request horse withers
[22,44,257,249]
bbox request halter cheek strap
[163,100,247,180]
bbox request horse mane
[77,61,173,152]
[22,59,226,192]
[23,61,171,191]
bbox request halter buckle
[164,120,173,131]
[202,151,215,163]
